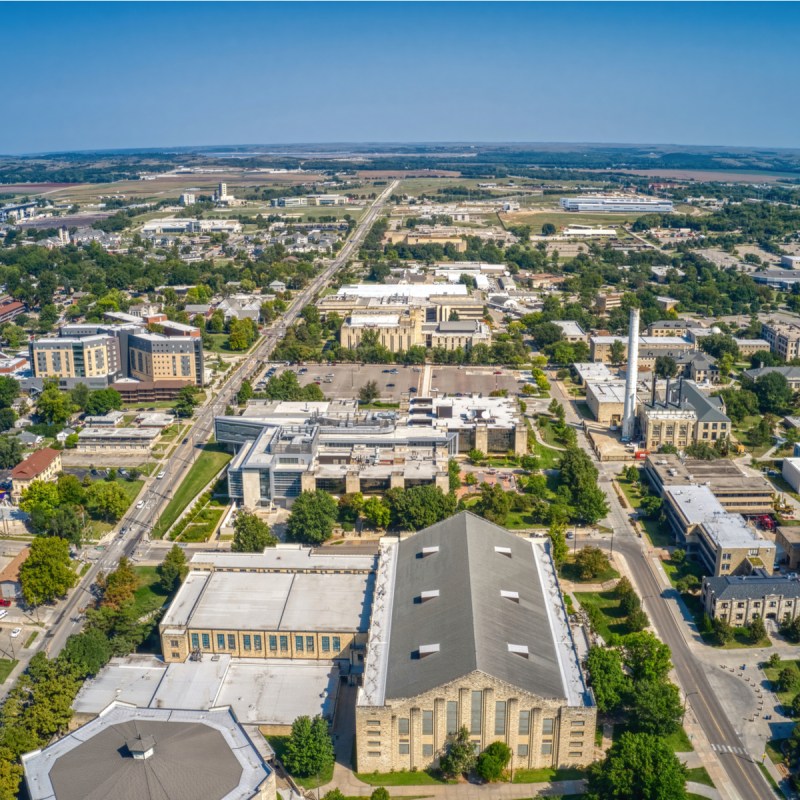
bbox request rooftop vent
[494,546,512,558]
[420,546,440,558]
[508,643,529,659]
[420,589,440,603]
[418,643,440,658]
[500,590,520,603]
[125,735,156,761]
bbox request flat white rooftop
[573,362,615,383]
[73,655,338,726]
[586,380,627,404]
[347,314,401,327]
[190,546,376,574]
[161,569,374,633]
[334,283,468,299]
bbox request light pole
[682,691,700,724]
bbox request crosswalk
[711,743,749,756]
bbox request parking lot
[272,364,524,402]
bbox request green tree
[622,631,672,683]
[748,615,767,644]
[237,380,253,406]
[385,485,457,531]
[629,679,682,736]
[654,356,679,379]
[575,546,611,580]
[322,791,346,800]
[447,459,461,492]
[475,740,512,782]
[19,536,76,606]
[779,667,798,693]
[1,322,27,349]
[0,435,23,469]
[363,496,391,529]
[754,371,793,414]
[19,480,60,517]
[585,646,630,714]
[548,521,569,567]
[157,545,189,593]
[85,388,122,416]
[439,726,476,778]
[174,385,199,418]
[586,732,687,800]
[370,790,391,800]
[286,490,338,544]
[541,222,556,236]
[609,339,626,365]
[36,383,74,426]
[676,574,700,595]
[85,481,129,522]
[359,380,380,404]
[474,482,511,525]
[60,627,112,678]
[712,616,734,646]
[467,448,485,464]
[627,607,650,633]
[232,510,278,552]
[283,715,334,779]
[0,376,19,409]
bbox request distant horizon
[6,140,800,160]
[2,2,798,153]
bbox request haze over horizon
[2,1,798,154]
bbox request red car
[0,598,11,607]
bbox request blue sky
[2,2,798,154]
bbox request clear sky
[2,1,798,154]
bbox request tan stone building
[356,514,596,774]
[702,575,800,625]
[159,547,376,666]
[11,447,62,503]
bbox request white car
[157,471,165,480]
[0,609,7,620]
[136,501,145,509]
[10,627,21,638]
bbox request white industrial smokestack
[621,307,640,442]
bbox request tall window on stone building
[470,691,482,734]
[446,701,458,734]
[494,701,507,735]
[398,718,410,736]
[518,710,530,735]
[422,710,434,736]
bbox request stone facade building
[356,513,596,773]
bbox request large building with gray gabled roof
[356,512,595,773]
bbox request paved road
[40,181,398,660]
[551,379,770,800]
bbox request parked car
[0,609,7,620]
[136,501,145,509]
[10,627,21,638]
[0,598,10,608]
[157,471,165,480]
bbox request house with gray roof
[743,365,800,390]
[356,512,595,774]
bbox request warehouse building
[356,513,596,774]
[560,196,674,213]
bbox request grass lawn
[268,736,334,789]
[86,478,144,538]
[537,416,566,449]
[758,762,782,796]
[205,332,260,355]
[611,723,694,753]
[763,658,800,707]
[560,554,619,584]
[132,566,170,619]
[616,476,674,548]
[355,770,452,786]
[512,766,587,784]
[0,658,18,683]
[23,631,38,648]
[766,738,786,765]
[152,444,232,538]
[573,590,630,641]
[531,437,561,470]
[685,766,714,787]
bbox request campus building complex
[560,196,674,213]
[356,513,596,774]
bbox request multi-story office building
[159,547,376,666]
[29,322,203,390]
[643,454,774,516]
[662,484,775,576]
[560,196,674,213]
[760,319,800,361]
[356,513,596,774]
